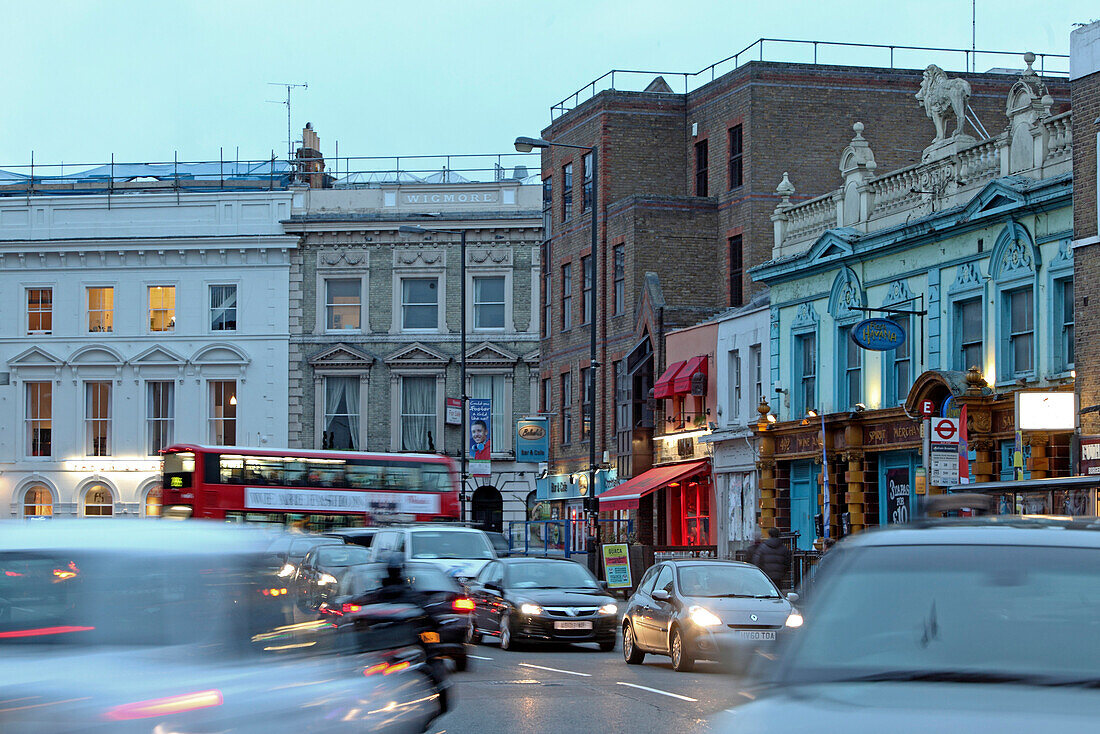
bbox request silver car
[0,520,446,733]
[621,559,800,672]
[712,519,1100,733]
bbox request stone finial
[852,121,865,140]
[775,172,795,204]
[965,365,988,394]
[756,397,775,428]
[1023,51,1036,76]
[840,121,877,177]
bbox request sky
[3,0,1097,170]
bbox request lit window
[26,382,51,457]
[210,285,237,331]
[149,286,175,332]
[88,287,114,333]
[145,487,162,517]
[85,381,111,457]
[83,485,113,517]
[209,380,237,446]
[27,288,52,334]
[23,485,53,517]
[326,279,361,330]
[147,381,174,456]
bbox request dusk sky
[4,0,1096,169]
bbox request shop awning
[653,361,687,399]
[672,355,708,394]
[598,460,710,512]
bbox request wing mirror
[484,581,502,593]
[652,589,671,602]
[786,592,799,604]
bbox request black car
[466,557,618,651]
[267,534,344,583]
[323,528,378,548]
[333,561,475,671]
[294,543,373,612]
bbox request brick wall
[1073,70,1100,433]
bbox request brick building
[1072,22,1100,436]
[536,46,1051,539]
[283,150,543,531]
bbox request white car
[369,526,497,582]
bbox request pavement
[433,631,752,733]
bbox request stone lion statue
[915,64,971,141]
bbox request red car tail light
[451,597,475,612]
[342,603,362,613]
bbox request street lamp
[399,223,469,522]
[515,134,600,568]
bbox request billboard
[468,398,491,477]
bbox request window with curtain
[750,344,762,407]
[473,277,506,329]
[1006,287,1034,377]
[401,376,436,452]
[471,374,508,452]
[795,334,816,414]
[729,350,742,421]
[890,315,912,404]
[210,284,237,331]
[956,298,983,371]
[83,485,113,517]
[27,288,52,334]
[26,381,51,457]
[209,380,237,446]
[324,376,360,450]
[326,279,361,330]
[401,278,438,330]
[145,487,162,517]
[85,381,111,456]
[149,286,175,332]
[23,486,53,517]
[147,381,174,455]
[88,287,114,332]
[839,325,861,408]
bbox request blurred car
[466,557,618,651]
[294,543,373,612]
[622,559,799,672]
[711,519,1100,733]
[483,531,513,557]
[0,520,446,734]
[267,533,343,583]
[324,527,379,548]
[369,526,497,583]
[332,561,475,671]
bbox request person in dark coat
[752,527,791,590]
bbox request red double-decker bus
[160,444,460,530]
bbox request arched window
[145,486,162,517]
[83,484,114,517]
[23,485,53,517]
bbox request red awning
[672,355,708,394]
[598,460,711,512]
[652,360,687,399]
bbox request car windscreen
[315,545,372,567]
[486,533,510,553]
[778,544,1100,685]
[677,564,779,598]
[409,531,493,560]
[506,561,599,590]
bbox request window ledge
[994,375,1037,389]
[1046,370,1074,381]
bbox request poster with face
[886,467,911,524]
[468,398,491,477]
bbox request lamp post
[515,135,600,568]
[399,224,469,522]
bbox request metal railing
[507,518,634,559]
[550,38,1069,118]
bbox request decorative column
[756,399,777,530]
[1026,432,1050,479]
[965,367,995,483]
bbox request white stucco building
[0,183,296,517]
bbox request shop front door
[789,461,818,551]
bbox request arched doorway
[471,485,503,533]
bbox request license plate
[553,621,593,630]
[735,630,776,641]
[419,632,440,643]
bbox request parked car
[621,559,799,672]
[0,519,446,734]
[294,543,373,612]
[369,526,497,583]
[333,561,475,671]
[323,528,379,548]
[483,531,513,557]
[711,519,1100,733]
[267,534,344,582]
[466,557,618,651]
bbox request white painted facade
[0,190,297,517]
[703,293,771,557]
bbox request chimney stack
[295,122,329,188]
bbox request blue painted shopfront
[878,451,918,525]
[789,460,818,550]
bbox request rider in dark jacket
[752,528,791,590]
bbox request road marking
[468,654,493,660]
[615,682,698,702]
[517,662,591,677]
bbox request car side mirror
[786,592,799,604]
[599,580,610,591]
[485,581,502,593]
[652,589,671,602]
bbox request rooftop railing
[550,37,1069,119]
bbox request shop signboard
[601,543,632,588]
[885,468,911,524]
[1080,436,1100,476]
[851,318,906,351]
[468,398,492,477]
[516,417,549,463]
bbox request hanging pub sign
[516,417,549,463]
[851,318,906,351]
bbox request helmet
[383,552,404,586]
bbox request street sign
[445,398,462,426]
[601,544,632,589]
[932,417,959,443]
[930,417,960,486]
[920,399,935,417]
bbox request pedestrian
[745,526,763,564]
[752,527,791,591]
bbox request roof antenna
[267,82,309,162]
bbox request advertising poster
[885,468,911,524]
[602,543,632,588]
[468,398,491,477]
[515,417,549,463]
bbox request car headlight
[519,603,542,616]
[277,563,296,578]
[598,603,617,615]
[318,573,338,586]
[688,605,722,627]
[785,610,804,628]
